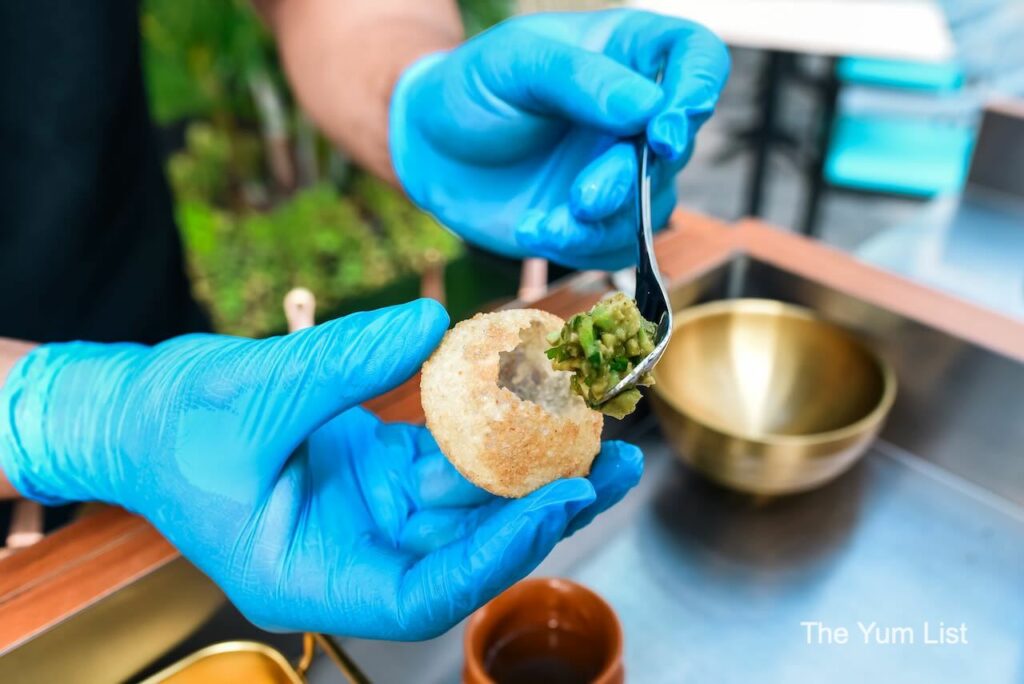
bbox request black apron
[0,1,209,532]
[0,0,208,345]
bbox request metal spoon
[597,127,674,407]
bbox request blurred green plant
[170,123,461,335]
[142,0,274,125]
[141,0,509,337]
[460,0,514,36]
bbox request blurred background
[141,0,516,337]
[143,0,1024,336]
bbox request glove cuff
[388,51,448,210]
[0,342,146,506]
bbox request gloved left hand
[390,9,731,270]
[0,299,642,639]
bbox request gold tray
[141,634,370,684]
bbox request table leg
[800,57,840,237]
[744,51,785,217]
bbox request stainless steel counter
[310,258,1024,684]
[311,414,1024,683]
[857,189,1024,321]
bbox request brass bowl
[651,299,897,495]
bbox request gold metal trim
[141,634,372,684]
[139,640,303,684]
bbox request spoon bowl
[599,134,673,407]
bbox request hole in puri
[497,322,574,415]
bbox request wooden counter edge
[25,209,1024,653]
[0,507,177,652]
[0,209,734,653]
[733,218,1024,363]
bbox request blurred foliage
[460,0,514,36]
[142,0,275,125]
[171,124,461,335]
[141,0,510,337]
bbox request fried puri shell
[421,309,603,498]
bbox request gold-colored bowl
[651,299,897,495]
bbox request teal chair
[837,57,965,92]
[825,57,975,198]
[825,114,975,197]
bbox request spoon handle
[633,135,663,324]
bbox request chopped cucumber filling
[546,292,657,419]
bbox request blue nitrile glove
[390,9,730,270]
[0,299,642,640]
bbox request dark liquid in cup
[484,627,604,684]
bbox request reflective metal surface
[313,259,1024,684]
[572,434,1024,684]
[857,190,1024,320]
[325,424,1024,684]
[141,641,302,684]
[142,634,369,684]
[741,258,1024,507]
[602,122,673,406]
[652,299,896,494]
[0,558,223,684]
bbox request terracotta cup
[463,578,624,684]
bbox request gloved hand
[0,299,642,640]
[390,9,730,270]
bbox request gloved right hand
[0,299,643,639]
[390,9,731,270]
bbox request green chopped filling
[546,292,657,419]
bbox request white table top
[629,0,955,62]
